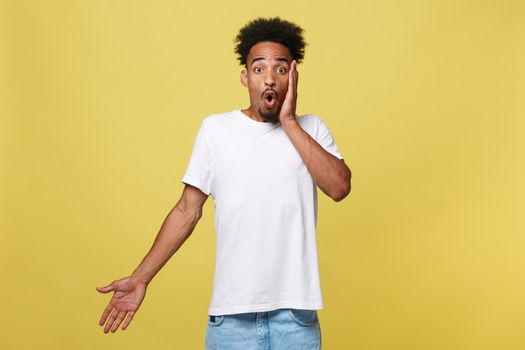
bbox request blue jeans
[205,308,322,350]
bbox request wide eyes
[253,66,287,74]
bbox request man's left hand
[279,60,299,124]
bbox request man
[97,17,351,349]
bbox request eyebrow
[250,57,290,66]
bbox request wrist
[131,271,151,285]
[280,116,298,129]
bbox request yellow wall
[2,1,524,349]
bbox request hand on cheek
[279,60,298,124]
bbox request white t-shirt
[181,109,344,316]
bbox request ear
[240,68,248,87]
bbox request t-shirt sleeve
[181,120,212,195]
[315,116,344,160]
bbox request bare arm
[282,120,352,202]
[279,60,352,202]
[131,183,209,284]
[96,184,208,333]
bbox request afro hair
[234,17,307,66]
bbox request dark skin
[96,40,351,334]
[96,184,208,333]
[241,41,351,201]
[240,41,294,123]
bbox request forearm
[131,203,202,284]
[282,119,351,201]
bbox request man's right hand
[95,185,207,334]
[96,276,147,333]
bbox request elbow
[332,165,352,202]
[331,180,351,202]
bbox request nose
[264,71,276,87]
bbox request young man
[97,17,351,349]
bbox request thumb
[96,283,115,293]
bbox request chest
[210,128,311,190]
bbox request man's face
[241,41,293,122]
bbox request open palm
[96,276,148,333]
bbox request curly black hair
[234,17,307,66]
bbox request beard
[257,107,279,122]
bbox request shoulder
[190,111,237,135]
[297,113,321,122]
[297,113,325,127]
[195,110,240,142]
[297,113,323,137]
[201,110,238,128]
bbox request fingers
[289,60,298,96]
[121,311,136,330]
[288,60,295,94]
[104,308,120,333]
[99,302,114,326]
[294,61,299,92]
[291,60,298,93]
[288,60,298,117]
[100,305,135,333]
[110,311,127,333]
[97,278,135,333]
[96,282,115,293]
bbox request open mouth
[263,91,277,109]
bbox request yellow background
[1,0,524,349]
